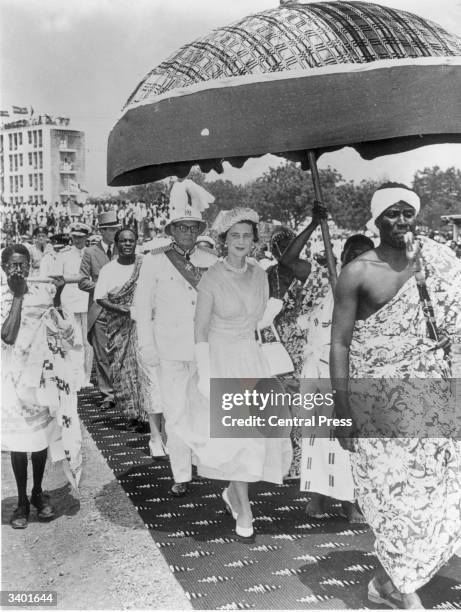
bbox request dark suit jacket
[78,243,112,332]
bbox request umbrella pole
[307,150,337,289]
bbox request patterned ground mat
[78,388,461,610]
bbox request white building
[0,114,85,206]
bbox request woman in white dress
[191,208,292,541]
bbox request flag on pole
[12,105,28,115]
[0,110,9,117]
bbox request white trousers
[74,312,93,386]
[159,359,193,484]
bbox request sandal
[170,482,189,497]
[30,492,56,521]
[368,577,403,609]
[10,503,30,529]
[305,499,327,519]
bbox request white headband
[366,187,420,231]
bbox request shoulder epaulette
[145,244,170,257]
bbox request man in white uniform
[133,180,216,496]
[55,222,93,387]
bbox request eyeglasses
[175,224,201,234]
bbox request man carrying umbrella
[330,183,461,608]
[132,180,216,496]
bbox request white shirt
[94,260,135,301]
[100,241,114,258]
[56,245,89,313]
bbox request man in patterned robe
[330,182,461,608]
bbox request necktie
[107,245,112,260]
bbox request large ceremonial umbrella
[107,0,461,285]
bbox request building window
[8,134,12,149]
[28,131,32,145]
[19,153,23,167]
[34,174,38,191]
[39,174,43,191]
[33,131,37,148]
[39,151,43,169]
[19,175,23,188]
[33,152,37,169]
[14,154,18,171]
[18,133,22,146]
[38,130,42,148]
[9,176,13,192]
[14,176,18,192]
[13,133,18,150]
[9,155,13,172]
[29,174,33,188]
[28,152,32,165]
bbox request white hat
[164,179,214,236]
[214,207,259,235]
[196,235,216,248]
[69,221,91,236]
[366,187,420,231]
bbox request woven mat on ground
[78,388,461,610]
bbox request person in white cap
[132,180,217,496]
[78,211,121,410]
[331,182,461,608]
[52,222,94,388]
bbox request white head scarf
[366,187,420,232]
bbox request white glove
[195,342,210,399]
[257,297,284,330]
[138,343,159,369]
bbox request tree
[202,179,248,224]
[118,179,171,204]
[244,162,344,229]
[334,179,380,230]
[412,166,461,230]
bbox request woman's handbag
[257,324,294,376]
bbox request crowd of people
[2,179,460,609]
[0,197,170,244]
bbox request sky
[1,0,461,196]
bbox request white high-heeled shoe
[235,518,255,542]
[222,488,238,520]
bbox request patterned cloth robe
[1,282,83,489]
[349,238,461,593]
[105,255,161,419]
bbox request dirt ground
[1,426,192,610]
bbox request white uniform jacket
[132,247,217,362]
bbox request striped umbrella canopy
[107,0,461,187]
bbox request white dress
[184,260,292,483]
